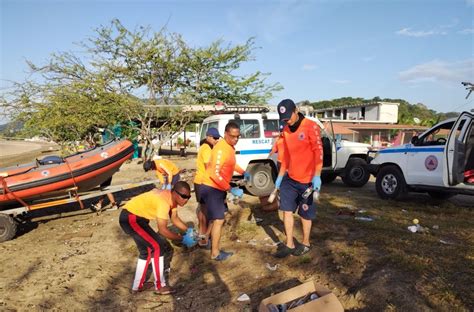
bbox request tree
[1,19,282,159]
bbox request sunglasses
[175,189,191,200]
[212,137,220,140]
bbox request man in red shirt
[200,122,246,261]
[274,99,323,258]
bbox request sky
[1,0,473,118]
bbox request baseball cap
[206,127,221,139]
[277,99,296,121]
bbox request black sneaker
[292,243,311,256]
[274,244,295,258]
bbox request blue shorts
[194,183,203,204]
[279,175,317,220]
[200,185,228,220]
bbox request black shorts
[200,184,227,220]
[194,183,203,204]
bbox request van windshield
[263,119,280,138]
[230,119,260,138]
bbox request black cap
[277,99,296,121]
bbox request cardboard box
[259,195,279,211]
[259,280,344,312]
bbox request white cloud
[399,59,474,84]
[332,79,350,84]
[396,27,447,37]
[458,28,474,34]
[302,64,317,71]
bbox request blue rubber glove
[186,227,194,236]
[230,187,244,198]
[165,184,172,190]
[312,176,322,190]
[182,229,197,248]
[275,175,283,189]
[243,171,251,182]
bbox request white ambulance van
[199,106,372,196]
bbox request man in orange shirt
[143,158,183,190]
[269,124,285,171]
[194,127,220,247]
[274,99,323,258]
[200,122,247,261]
[119,181,196,294]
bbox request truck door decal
[424,155,438,171]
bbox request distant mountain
[0,120,24,137]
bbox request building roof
[323,122,358,135]
[326,122,428,135]
[313,101,399,112]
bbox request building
[298,102,427,147]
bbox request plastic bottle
[302,186,313,200]
[267,188,278,203]
[302,186,320,202]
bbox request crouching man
[119,181,196,294]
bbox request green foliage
[0,18,282,149]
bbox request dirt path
[0,155,473,311]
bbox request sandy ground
[0,140,59,168]
[0,147,473,311]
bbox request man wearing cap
[200,122,248,261]
[274,99,323,258]
[194,127,220,247]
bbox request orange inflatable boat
[0,139,134,208]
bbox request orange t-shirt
[153,159,180,184]
[194,142,212,185]
[271,136,285,163]
[202,139,244,191]
[124,189,176,221]
[281,117,323,183]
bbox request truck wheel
[0,214,18,242]
[321,172,337,184]
[342,158,370,187]
[375,165,407,200]
[245,163,275,197]
[428,191,454,200]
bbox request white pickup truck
[199,108,372,196]
[369,111,474,199]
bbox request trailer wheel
[342,158,370,187]
[0,214,18,242]
[245,163,275,197]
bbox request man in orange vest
[274,99,323,258]
[143,158,183,190]
[194,127,221,247]
[200,122,249,261]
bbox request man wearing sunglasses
[273,99,323,258]
[119,181,196,295]
[200,122,246,261]
[194,127,221,248]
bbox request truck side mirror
[411,136,419,145]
